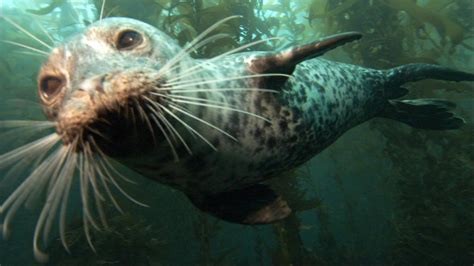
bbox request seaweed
[315,0,473,265]
[192,213,236,265]
[47,213,166,266]
[26,0,66,15]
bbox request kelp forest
[0,0,472,265]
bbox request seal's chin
[88,98,160,157]
[57,93,165,157]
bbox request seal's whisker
[85,143,124,215]
[30,146,70,263]
[165,73,293,89]
[0,134,59,169]
[186,33,231,55]
[82,148,106,202]
[1,17,53,50]
[0,157,35,190]
[159,16,242,75]
[130,107,138,130]
[0,125,55,148]
[13,51,48,58]
[59,151,76,253]
[135,101,157,146]
[158,109,193,154]
[41,145,76,246]
[156,111,179,143]
[94,155,149,208]
[0,120,55,128]
[159,104,218,151]
[160,109,195,152]
[86,140,148,208]
[85,126,111,143]
[152,92,236,108]
[144,98,193,156]
[161,58,217,82]
[166,37,284,83]
[31,17,57,46]
[169,103,238,142]
[145,105,180,162]
[99,0,107,21]
[183,16,241,51]
[81,143,105,231]
[79,150,109,231]
[156,88,279,94]
[88,137,137,184]
[1,41,49,56]
[88,165,109,233]
[82,213,97,254]
[5,98,44,108]
[2,140,57,197]
[160,33,229,76]
[81,146,114,249]
[166,98,272,123]
[1,139,61,242]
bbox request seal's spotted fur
[40,17,473,224]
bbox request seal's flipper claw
[248,32,363,77]
[187,184,291,224]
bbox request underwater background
[0,0,472,265]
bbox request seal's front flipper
[249,32,362,76]
[188,184,291,224]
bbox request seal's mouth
[55,69,168,155]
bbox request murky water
[0,1,472,265]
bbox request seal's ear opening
[248,32,362,83]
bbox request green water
[0,0,473,265]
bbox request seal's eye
[117,30,143,50]
[39,76,64,102]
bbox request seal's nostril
[79,75,106,95]
[95,82,105,93]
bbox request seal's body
[35,17,473,224]
[128,57,386,192]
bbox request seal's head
[38,17,184,151]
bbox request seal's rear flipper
[249,32,362,77]
[187,184,291,224]
[387,64,474,85]
[380,99,465,130]
[381,63,473,130]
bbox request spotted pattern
[129,51,390,195]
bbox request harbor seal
[0,16,473,260]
